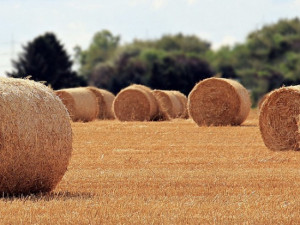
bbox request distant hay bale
[171,90,188,118]
[0,77,72,195]
[259,86,300,151]
[188,78,251,126]
[113,84,158,121]
[100,89,115,119]
[258,93,270,110]
[55,87,99,122]
[86,87,115,119]
[153,90,182,120]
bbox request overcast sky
[0,0,299,76]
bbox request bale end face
[113,85,158,121]
[258,93,270,110]
[113,89,152,121]
[259,86,300,151]
[188,78,251,126]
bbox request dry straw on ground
[188,77,251,126]
[152,90,182,120]
[259,86,300,151]
[86,87,115,120]
[55,87,99,122]
[113,84,158,121]
[171,90,189,118]
[0,77,72,195]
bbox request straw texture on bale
[259,86,300,151]
[55,87,99,122]
[171,90,189,118]
[258,93,270,110]
[87,87,115,119]
[113,84,158,121]
[153,90,182,120]
[188,78,251,126]
[0,78,72,195]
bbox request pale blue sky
[0,0,299,76]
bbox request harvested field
[1,109,300,224]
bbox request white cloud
[130,0,148,6]
[1,0,299,76]
[13,3,21,9]
[292,0,300,8]
[212,35,238,50]
[64,25,92,51]
[65,0,103,11]
[195,32,212,41]
[152,0,168,9]
[186,0,197,5]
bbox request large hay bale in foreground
[0,78,72,195]
[86,87,115,119]
[113,84,158,121]
[153,90,182,120]
[259,86,300,151]
[188,78,251,126]
[258,93,270,110]
[171,90,189,118]
[55,87,99,122]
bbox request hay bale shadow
[0,191,95,201]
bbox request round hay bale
[100,89,115,119]
[188,78,251,126]
[113,84,158,121]
[259,86,300,151]
[0,77,72,195]
[153,90,182,120]
[55,87,99,122]
[258,93,270,110]
[86,87,115,120]
[171,90,188,118]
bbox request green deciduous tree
[156,33,210,54]
[207,46,237,79]
[231,17,300,104]
[149,54,214,95]
[81,30,214,94]
[75,30,120,78]
[130,33,210,54]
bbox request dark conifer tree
[7,32,86,89]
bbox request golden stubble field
[1,109,300,224]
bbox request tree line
[7,17,300,105]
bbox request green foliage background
[8,18,300,106]
[76,18,300,105]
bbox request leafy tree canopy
[44,17,300,106]
[233,18,300,103]
[130,33,210,54]
[75,30,120,77]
